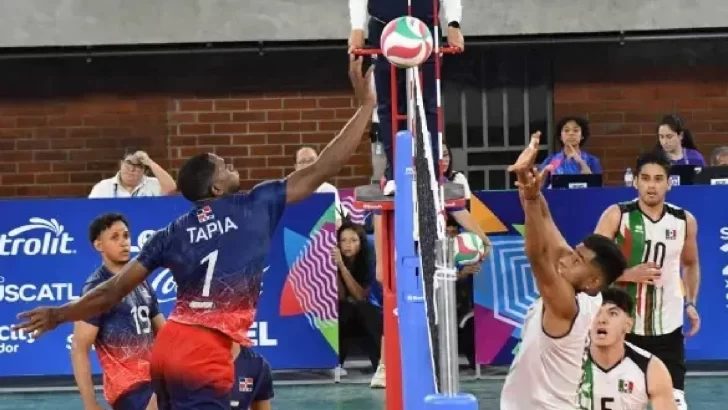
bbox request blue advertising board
[0,194,340,377]
[473,185,728,364]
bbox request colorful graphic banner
[0,193,339,377]
[472,186,728,364]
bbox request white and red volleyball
[380,16,434,68]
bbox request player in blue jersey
[15,56,376,410]
[71,213,165,410]
[230,345,274,410]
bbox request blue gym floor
[1,376,725,409]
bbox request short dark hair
[177,153,217,202]
[636,150,671,175]
[601,287,634,316]
[582,233,627,289]
[555,116,591,147]
[88,213,129,244]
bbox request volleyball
[380,16,434,69]
[453,232,486,266]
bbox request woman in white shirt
[88,149,177,198]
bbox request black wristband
[448,21,460,29]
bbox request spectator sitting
[441,142,491,248]
[333,221,383,385]
[711,146,728,166]
[88,148,176,198]
[655,114,706,166]
[295,146,347,228]
[539,116,602,178]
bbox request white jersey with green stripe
[577,343,651,410]
[614,200,687,336]
[501,293,602,410]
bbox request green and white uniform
[614,200,686,336]
[577,343,652,410]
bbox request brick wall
[554,64,728,185]
[0,51,372,198]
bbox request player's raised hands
[515,166,551,200]
[13,306,62,339]
[349,54,376,107]
[508,131,542,174]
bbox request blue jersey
[83,266,160,406]
[231,348,274,409]
[137,180,287,346]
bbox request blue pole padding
[394,130,437,410]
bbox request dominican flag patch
[239,377,254,392]
[197,205,214,223]
[665,229,677,240]
[618,379,634,394]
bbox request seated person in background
[89,148,177,198]
[656,114,706,166]
[711,146,728,166]
[441,142,492,248]
[333,222,383,386]
[294,146,347,228]
[539,116,602,178]
[230,345,274,410]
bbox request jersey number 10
[642,240,667,268]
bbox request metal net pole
[434,237,459,395]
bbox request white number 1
[200,250,219,298]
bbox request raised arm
[647,357,679,410]
[285,56,376,204]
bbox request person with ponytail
[656,114,706,166]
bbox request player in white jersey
[500,132,628,410]
[595,152,700,410]
[579,287,677,410]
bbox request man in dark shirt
[348,0,464,194]
[70,213,165,410]
[15,57,376,410]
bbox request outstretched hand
[349,55,376,107]
[515,166,551,200]
[13,306,61,339]
[508,131,542,174]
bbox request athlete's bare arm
[647,357,679,410]
[70,322,104,410]
[512,137,578,336]
[594,204,621,239]
[251,400,272,410]
[151,314,166,335]
[286,56,375,204]
[15,260,150,337]
[682,211,701,337]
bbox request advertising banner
[0,193,339,377]
[472,186,728,364]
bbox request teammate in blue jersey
[230,345,274,410]
[15,56,376,410]
[71,213,165,410]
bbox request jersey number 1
[200,250,219,298]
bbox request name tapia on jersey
[187,217,240,244]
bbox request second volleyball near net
[453,232,486,267]
[380,16,434,68]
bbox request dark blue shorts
[230,348,274,410]
[113,382,154,410]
